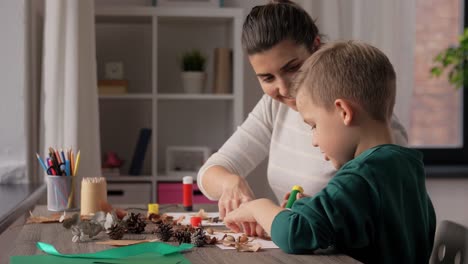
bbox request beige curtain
[42,0,101,180]
[299,0,416,130]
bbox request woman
[197,0,407,234]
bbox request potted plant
[181,49,206,93]
[430,28,468,88]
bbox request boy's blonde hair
[293,41,396,121]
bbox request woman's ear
[334,99,354,126]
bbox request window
[411,0,468,165]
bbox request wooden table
[6,204,361,264]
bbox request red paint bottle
[183,176,193,211]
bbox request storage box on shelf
[95,6,243,203]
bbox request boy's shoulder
[334,144,424,181]
[353,144,422,165]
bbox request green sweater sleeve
[271,172,380,254]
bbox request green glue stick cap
[285,185,304,209]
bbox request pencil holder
[46,175,78,211]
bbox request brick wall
[411,0,462,147]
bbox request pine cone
[191,227,206,247]
[153,223,174,242]
[174,228,192,244]
[124,213,146,234]
[107,222,126,240]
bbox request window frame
[417,0,468,166]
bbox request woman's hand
[218,173,255,217]
[218,174,263,235]
[280,191,306,208]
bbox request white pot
[181,71,206,93]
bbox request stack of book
[98,80,128,95]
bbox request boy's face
[296,89,356,169]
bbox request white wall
[427,178,468,227]
[0,0,27,183]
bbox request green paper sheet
[11,242,192,264]
[11,252,190,264]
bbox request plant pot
[181,71,206,93]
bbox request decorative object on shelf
[105,61,125,80]
[102,151,124,177]
[213,47,232,94]
[166,146,211,177]
[98,79,128,95]
[128,128,152,176]
[181,50,206,93]
[157,0,221,8]
[430,28,468,89]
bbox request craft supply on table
[10,241,193,264]
[148,203,159,215]
[285,185,304,208]
[36,147,80,177]
[45,175,78,211]
[182,176,193,211]
[37,147,80,211]
[81,177,107,216]
[190,216,202,227]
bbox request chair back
[430,220,468,264]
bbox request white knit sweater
[197,95,408,203]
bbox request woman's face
[248,39,313,110]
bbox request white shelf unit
[95,7,244,203]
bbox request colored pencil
[73,150,81,176]
[36,153,48,173]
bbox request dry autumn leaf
[236,242,262,252]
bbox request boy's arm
[271,173,380,254]
[223,199,285,235]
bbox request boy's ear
[334,99,354,126]
[312,36,321,51]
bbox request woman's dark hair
[242,0,320,55]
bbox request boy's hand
[280,192,306,208]
[223,203,256,233]
[224,199,284,237]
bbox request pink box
[157,182,217,204]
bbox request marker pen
[183,176,193,211]
[285,185,304,208]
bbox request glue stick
[183,176,193,211]
[285,185,304,208]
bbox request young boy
[223,41,436,263]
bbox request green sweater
[271,144,436,264]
